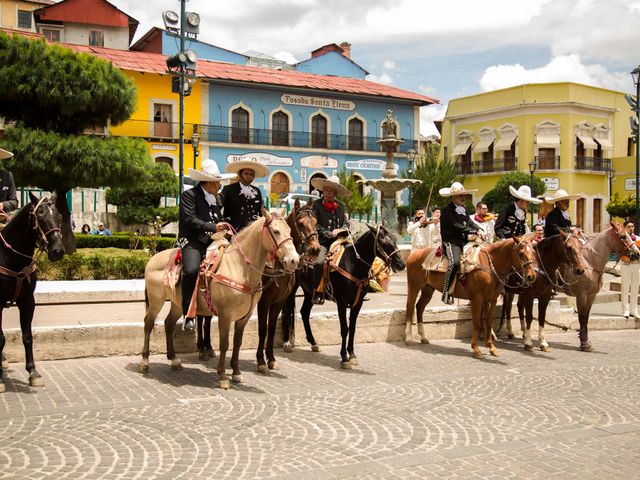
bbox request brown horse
[255,200,320,373]
[499,231,586,351]
[140,210,299,389]
[405,237,538,358]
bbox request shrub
[37,252,148,280]
[75,233,175,251]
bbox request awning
[576,134,597,149]
[535,134,560,148]
[494,134,517,151]
[595,137,613,151]
[472,138,494,153]
[452,141,472,156]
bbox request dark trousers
[443,242,462,294]
[181,245,205,317]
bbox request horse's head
[609,221,640,258]
[262,207,299,273]
[511,235,537,284]
[558,230,586,275]
[292,199,320,261]
[30,192,65,262]
[368,224,405,272]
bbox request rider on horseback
[543,189,582,238]
[0,148,18,226]
[439,182,480,305]
[221,159,269,233]
[495,185,541,239]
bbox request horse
[0,193,65,393]
[557,222,639,352]
[498,231,586,351]
[255,200,320,373]
[140,209,299,389]
[404,237,538,358]
[291,224,406,368]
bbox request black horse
[285,224,405,368]
[0,193,65,392]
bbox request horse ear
[293,198,300,211]
[29,192,39,205]
[366,223,376,232]
[262,206,272,221]
[306,198,313,207]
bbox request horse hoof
[207,349,216,358]
[472,351,484,359]
[268,361,279,370]
[170,361,183,371]
[349,357,359,366]
[580,344,594,352]
[311,344,321,353]
[29,376,44,388]
[524,344,534,352]
[219,379,230,390]
[540,345,551,352]
[507,334,515,340]
[257,364,269,374]
[420,338,430,345]
[340,361,352,369]
[490,349,501,357]
[139,363,149,374]
[283,343,294,353]
[231,374,243,384]
[404,339,414,346]
[198,351,210,361]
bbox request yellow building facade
[0,0,46,32]
[439,82,636,233]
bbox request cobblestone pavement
[1,329,640,479]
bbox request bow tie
[323,201,339,213]
[201,187,217,206]
[240,184,256,199]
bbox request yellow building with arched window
[438,82,636,233]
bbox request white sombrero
[439,181,477,197]
[509,185,542,204]
[187,159,236,183]
[0,148,14,160]
[544,189,582,204]
[224,159,269,178]
[310,175,351,197]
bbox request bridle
[484,237,536,288]
[295,208,319,244]
[350,225,401,270]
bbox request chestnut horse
[404,237,538,358]
[140,210,299,389]
[499,231,586,351]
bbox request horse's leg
[416,285,435,345]
[256,300,269,374]
[537,294,552,352]
[217,316,231,389]
[266,302,283,370]
[484,300,500,357]
[139,289,166,374]
[521,294,534,351]
[196,316,207,360]
[17,296,42,387]
[203,316,215,358]
[347,300,364,366]
[230,315,251,384]
[282,288,296,352]
[164,302,183,370]
[502,292,515,339]
[300,291,320,352]
[404,271,424,345]
[469,297,484,358]
[0,308,5,393]
[337,301,350,368]
[577,293,596,352]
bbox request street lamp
[406,148,417,218]
[528,158,537,228]
[607,167,616,218]
[631,66,640,233]
[191,125,200,169]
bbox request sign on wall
[151,144,177,151]
[281,94,355,111]
[345,159,398,171]
[300,155,338,168]
[541,177,559,191]
[625,178,636,191]
[227,152,293,167]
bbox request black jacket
[0,169,18,213]
[440,201,478,247]
[220,182,263,232]
[178,185,223,250]
[495,202,527,239]
[312,198,348,248]
[544,206,571,237]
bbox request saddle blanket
[422,242,483,275]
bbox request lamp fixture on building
[528,158,537,228]
[631,66,640,233]
[406,148,417,218]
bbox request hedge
[75,233,175,251]
[37,252,149,280]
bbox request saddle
[422,240,484,276]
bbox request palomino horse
[499,231,586,351]
[255,200,320,373]
[558,222,639,352]
[404,237,538,358]
[0,193,65,392]
[140,210,299,389]
[293,224,406,368]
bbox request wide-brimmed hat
[509,185,542,204]
[544,189,582,204]
[310,175,351,197]
[439,181,477,197]
[0,148,14,160]
[187,159,236,183]
[224,159,269,178]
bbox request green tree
[481,171,547,213]
[337,168,374,215]
[0,33,152,252]
[106,162,179,226]
[605,192,635,221]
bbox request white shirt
[427,222,441,247]
[407,219,428,250]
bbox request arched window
[232,107,249,143]
[311,114,327,148]
[272,111,289,146]
[348,118,363,151]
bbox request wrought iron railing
[474,157,518,174]
[574,156,611,172]
[534,156,560,170]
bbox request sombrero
[509,185,542,204]
[310,175,351,197]
[224,159,269,178]
[187,159,236,183]
[0,148,14,160]
[439,181,477,197]
[544,189,582,204]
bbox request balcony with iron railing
[574,156,611,172]
[534,156,561,170]
[474,157,519,174]
[103,119,418,153]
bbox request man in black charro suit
[495,185,541,239]
[0,148,18,223]
[178,159,235,331]
[543,189,582,238]
[221,159,269,232]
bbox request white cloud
[272,51,298,64]
[420,104,447,137]
[419,84,437,97]
[367,73,393,85]
[479,55,632,93]
[383,60,396,70]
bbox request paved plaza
[1,329,640,479]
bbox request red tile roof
[64,44,438,106]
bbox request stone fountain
[359,110,421,233]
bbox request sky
[109,0,640,136]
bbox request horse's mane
[1,201,35,236]
[483,237,512,253]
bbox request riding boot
[442,267,454,305]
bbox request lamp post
[191,126,200,169]
[632,66,640,234]
[607,167,616,219]
[528,158,537,228]
[406,148,417,219]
